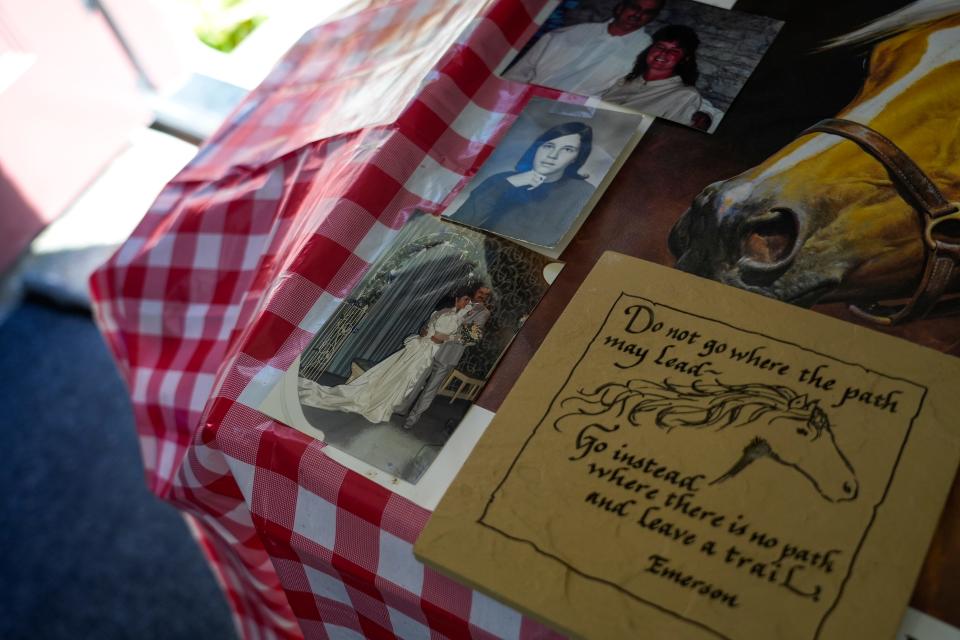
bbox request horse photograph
[554,378,859,502]
[666,1,960,341]
[552,0,958,361]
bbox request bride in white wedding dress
[298,294,472,424]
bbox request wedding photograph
[501,0,782,131]
[443,97,649,253]
[262,212,559,485]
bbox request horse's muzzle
[669,181,803,283]
[838,478,858,502]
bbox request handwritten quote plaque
[414,253,960,640]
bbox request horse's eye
[796,428,809,436]
[811,408,828,429]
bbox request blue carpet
[0,301,236,639]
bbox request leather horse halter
[799,118,960,326]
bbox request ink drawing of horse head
[556,378,858,502]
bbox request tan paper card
[415,252,960,640]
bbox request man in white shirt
[504,0,665,97]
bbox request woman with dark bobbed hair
[601,25,704,124]
[447,121,595,247]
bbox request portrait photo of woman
[444,98,650,254]
[448,122,594,248]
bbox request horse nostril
[842,481,857,498]
[740,208,799,269]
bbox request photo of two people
[502,0,782,131]
[266,212,558,484]
[298,282,492,430]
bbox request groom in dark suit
[399,284,492,429]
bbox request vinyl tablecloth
[90,0,572,638]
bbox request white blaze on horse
[556,378,858,502]
[669,1,960,325]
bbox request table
[90,0,960,637]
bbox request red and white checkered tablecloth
[90,0,573,637]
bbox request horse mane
[559,378,821,433]
[820,0,960,50]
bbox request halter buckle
[924,204,960,250]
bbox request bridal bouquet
[456,322,483,347]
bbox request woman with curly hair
[601,25,704,125]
